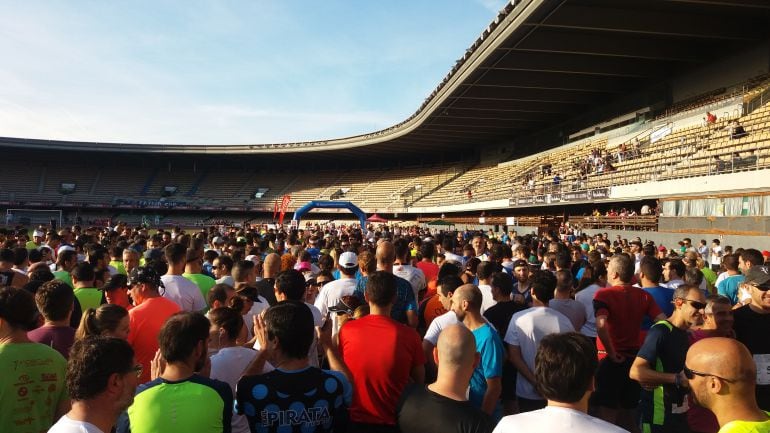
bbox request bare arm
[421,339,437,380]
[630,356,685,389]
[481,377,502,415]
[596,315,623,362]
[406,310,418,328]
[507,345,536,386]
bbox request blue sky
[0,0,509,145]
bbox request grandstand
[3,0,770,245]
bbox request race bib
[754,354,770,385]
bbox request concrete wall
[611,169,770,201]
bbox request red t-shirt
[127,296,181,383]
[416,261,439,284]
[593,285,662,357]
[339,314,425,425]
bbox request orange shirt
[128,296,181,382]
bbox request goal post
[5,209,63,230]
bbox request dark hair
[164,242,187,264]
[437,275,464,297]
[420,242,435,260]
[555,253,571,270]
[639,256,662,283]
[723,254,739,271]
[208,306,244,341]
[535,332,597,403]
[530,270,557,304]
[35,280,74,321]
[685,267,704,287]
[275,269,306,301]
[207,283,232,306]
[365,271,397,307]
[437,262,460,280]
[159,312,210,363]
[317,254,334,272]
[667,259,686,279]
[0,287,40,330]
[71,262,96,283]
[67,336,134,400]
[0,248,14,263]
[490,272,513,296]
[555,269,573,292]
[12,247,28,267]
[741,248,764,268]
[214,255,233,272]
[76,304,128,340]
[393,238,410,260]
[476,261,500,281]
[232,260,254,283]
[264,301,313,359]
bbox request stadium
[3,0,770,248]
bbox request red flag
[278,195,292,225]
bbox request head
[433,324,478,383]
[66,336,138,411]
[71,262,96,288]
[159,312,210,371]
[337,251,359,277]
[76,304,130,340]
[364,271,396,308]
[555,269,573,294]
[512,259,530,283]
[450,284,483,322]
[208,306,246,347]
[742,265,770,311]
[663,259,686,282]
[122,249,140,274]
[530,270,557,305]
[702,295,733,335]
[263,301,314,361]
[436,275,464,311]
[0,287,41,334]
[263,253,281,278]
[232,260,255,284]
[207,283,236,309]
[535,332,598,404]
[164,243,187,268]
[375,241,396,267]
[639,256,662,285]
[740,249,764,272]
[471,235,486,256]
[35,280,74,323]
[357,250,376,275]
[127,266,163,306]
[672,284,706,327]
[212,255,233,279]
[686,338,757,410]
[274,269,307,302]
[490,272,513,299]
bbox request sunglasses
[747,283,770,292]
[677,298,707,310]
[683,365,735,382]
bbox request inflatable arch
[291,201,368,232]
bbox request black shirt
[397,385,494,433]
[734,305,770,410]
[255,278,277,305]
[483,301,525,400]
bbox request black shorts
[592,356,640,410]
[501,361,517,400]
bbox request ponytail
[75,308,99,340]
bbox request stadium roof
[2,0,769,162]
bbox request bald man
[686,338,770,433]
[255,253,280,305]
[354,241,417,327]
[452,284,504,418]
[398,325,494,433]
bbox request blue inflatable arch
[291,201,367,232]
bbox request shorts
[501,361,517,400]
[592,356,640,410]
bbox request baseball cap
[338,251,358,269]
[57,245,76,255]
[32,230,45,238]
[295,261,312,272]
[743,265,770,288]
[101,274,128,292]
[128,266,164,288]
[212,236,225,245]
[235,285,263,302]
[328,295,363,316]
[144,248,163,262]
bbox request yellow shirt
[720,413,770,433]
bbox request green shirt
[720,412,770,433]
[0,342,68,433]
[52,271,73,288]
[183,273,217,306]
[110,261,127,275]
[73,287,103,311]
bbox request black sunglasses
[683,365,735,382]
[677,298,706,310]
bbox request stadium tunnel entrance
[292,201,368,232]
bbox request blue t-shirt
[355,275,417,325]
[717,275,745,305]
[469,323,504,421]
[641,286,675,330]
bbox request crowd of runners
[1,221,769,433]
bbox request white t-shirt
[216,275,235,287]
[711,246,723,266]
[242,296,270,340]
[575,283,602,338]
[393,264,426,300]
[210,346,273,433]
[161,274,207,312]
[48,415,104,433]
[478,284,497,315]
[504,307,574,400]
[493,406,627,433]
[661,279,685,290]
[715,271,729,287]
[423,310,461,346]
[314,278,356,335]
[444,252,465,265]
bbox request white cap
[33,230,45,238]
[338,251,358,269]
[57,245,76,254]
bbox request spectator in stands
[705,111,717,125]
[27,279,76,358]
[686,338,770,431]
[49,336,138,433]
[493,332,626,433]
[161,243,206,312]
[339,271,425,433]
[398,324,495,433]
[118,312,232,433]
[729,120,747,139]
[0,287,69,433]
